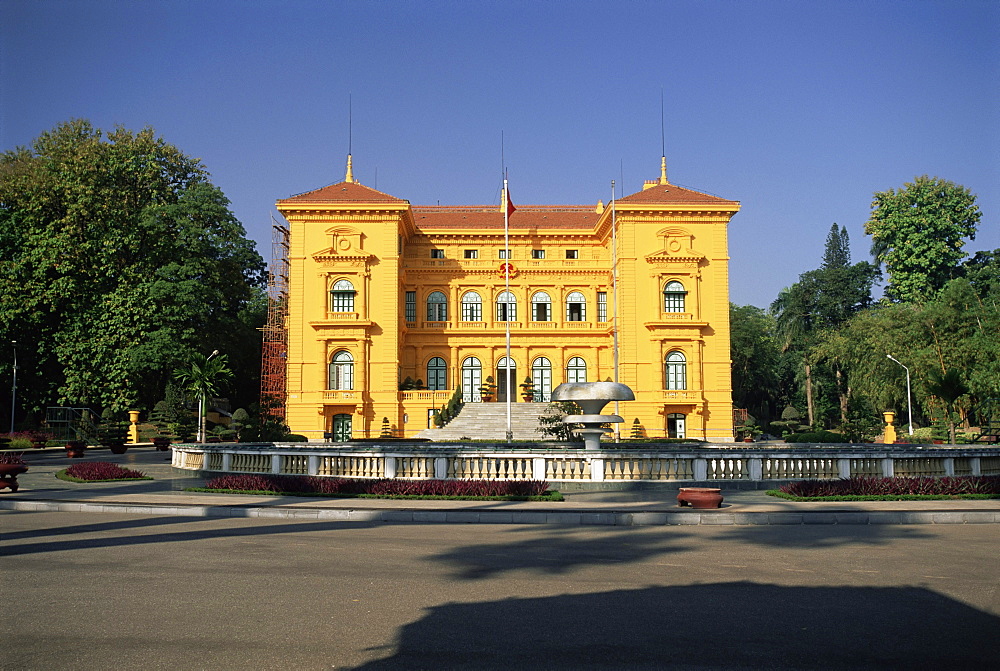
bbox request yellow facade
[276,159,740,441]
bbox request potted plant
[28,430,53,449]
[520,377,535,402]
[99,422,129,454]
[0,452,28,492]
[65,439,87,458]
[479,376,497,402]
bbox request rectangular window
[462,301,482,321]
[532,249,545,259]
[533,302,550,322]
[498,249,510,259]
[597,292,607,322]
[430,249,444,259]
[565,249,578,259]
[463,249,478,259]
[405,291,416,322]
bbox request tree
[771,225,880,427]
[0,120,265,425]
[729,304,782,424]
[926,369,969,444]
[865,176,981,303]
[174,352,234,442]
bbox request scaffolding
[260,216,289,421]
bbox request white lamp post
[9,341,16,434]
[886,354,913,436]
[199,350,219,443]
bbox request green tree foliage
[926,369,969,444]
[0,120,265,423]
[865,176,981,303]
[729,304,782,423]
[770,225,879,426]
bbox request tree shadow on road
[348,582,1000,670]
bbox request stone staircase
[416,402,553,441]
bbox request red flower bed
[202,474,550,497]
[779,475,1000,497]
[65,462,147,481]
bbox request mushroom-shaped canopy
[552,382,635,416]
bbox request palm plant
[926,368,969,444]
[174,351,233,442]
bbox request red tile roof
[278,181,408,204]
[617,182,738,205]
[411,206,598,230]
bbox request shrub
[3,432,34,450]
[779,475,1000,498]
[282,434,308,442]
[201,474,551,498]
[784,431,844,443]
[65,462,147,481]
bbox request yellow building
[275,157,741,442]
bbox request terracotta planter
[65,441,87,458]
[31,440,46,449]
[0,463,28,492]
[151,437,171,451]
[480,396,493,403]
[677,487,724,509]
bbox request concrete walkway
[2,446,999,525]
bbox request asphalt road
[2,511,998,670]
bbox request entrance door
[532,357,552,402]
[462,357,482,402]
[667,413,686,439]
[496,358,516,402]
[331,413,352,441]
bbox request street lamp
[9,341,16,434]
[886,354,913,436]
[199,350,220,443]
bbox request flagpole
[611,180,620,441]
[504,175,512,442]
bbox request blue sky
[2,0,997,308]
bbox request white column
[271,454,281,474]
[693,458,708,481]
[837,458,850,479]
[590,458,605,481]
[532,457,547,481]
[385,455,397,479]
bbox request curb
[2,499,998,526]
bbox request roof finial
[345,154,355,183]
[659,155,668,185]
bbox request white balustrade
[170,444,1000,485]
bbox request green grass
[55,469,153,483]
[765,489,1000,502]
[183,487,564,502]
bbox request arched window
[566,291,586,321]
[328,350,354,390]
[567,357,587,383]
[496,291,517,321]
[531,291,552,321]
[665,351,687,390]
[427,291,448,321]
[461,291,482,321]
[663,281,687,313]
[330,279,355,312]
[427,357,447,391]
[462,357,482,402]
[531,357,552,402]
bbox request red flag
[505,189,516,218]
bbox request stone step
[417,402,555,441]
